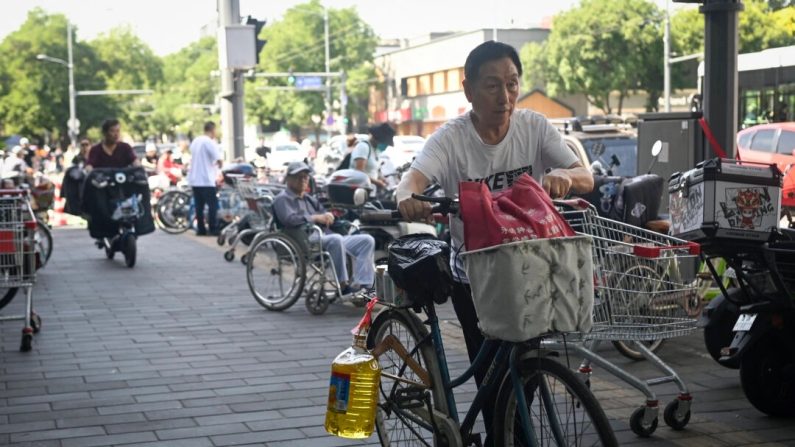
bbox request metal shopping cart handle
[552,198,593,211]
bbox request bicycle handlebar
[357,193,458,223]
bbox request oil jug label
[328,372,351,413]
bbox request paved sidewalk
[0,228,792,446]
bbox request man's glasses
[80,142,90,147]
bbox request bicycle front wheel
[156,190,192,234]
[367,308,453,446]
[493,356,617,447]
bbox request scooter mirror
[353,188,368,206]
[651,140,663,157]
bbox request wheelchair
[244,220,361,315]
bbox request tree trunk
[617,90,625,116]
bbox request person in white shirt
[188,121,223,236]
[395,40,594,444]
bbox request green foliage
[524,0,663,114]
[0,8,113,145]
[153,36,219,139]
[672,0,795,56]
[520,42,548,91]
[0,3,382,144]
[89,26,164,141]
[248,0,377,133]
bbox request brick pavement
[0,227,792,446]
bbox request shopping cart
[222,176,281,263]
[0,189,42,352]
[545,203,701,437]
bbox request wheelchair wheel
[305,280,331,315]
[246,233,305,311]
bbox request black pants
[192,186,218,234]
[451,281,498,442]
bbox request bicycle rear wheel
[493,356,617,447]
[367,308,454,446]
[35,218,53,267]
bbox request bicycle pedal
[394,386,427,409]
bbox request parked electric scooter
[672,158,795,416]
[325,168,437,263]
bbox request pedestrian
[19,137,34,169]
[395,40,594,444]
[187,121,223,236]
[86,119,139,170]
[1,146,31,186]
[348,124,392,189]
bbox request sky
[0,0,688,56]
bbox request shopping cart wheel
[20,331,33,352]
[224,251,234,262]
[629,406,658,437]
[663,399,691,430]
[30,313,42,334]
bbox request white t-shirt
[349,140,379,179]
[187,135,221,187]
[412,108,579,281]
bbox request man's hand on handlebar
[397,196,433,223]
[542,169,573,199]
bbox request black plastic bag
[387,234,452,308]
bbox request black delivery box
[669,158,782,243]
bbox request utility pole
[218,0,246,162]
[663,2,671,112]
[700,0,743,159]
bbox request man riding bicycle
[395,40,595,443]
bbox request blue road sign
[295,76,323,90]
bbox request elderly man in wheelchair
[270,162,376,311]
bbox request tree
[524,0,663,115]
[89,26,164,141]
[151,36,219,139]
[671,0,795,56]
[0,8,114,146]
[247,0,377,135]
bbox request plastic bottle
[324,332,381,438]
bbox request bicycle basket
[387,234,452,307]
[462,236,594,342]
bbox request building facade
[370,28,552,136]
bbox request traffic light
[246,16,267,64]
[287,70,295,86]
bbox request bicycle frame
[392,301,552,446]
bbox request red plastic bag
[459,173,576,251]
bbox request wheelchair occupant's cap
[286,161,311,176]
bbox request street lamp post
[323,6,332,134]
[36,21,77,150]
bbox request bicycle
[363,194,617,446]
